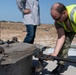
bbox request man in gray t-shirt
[16,0,40,43]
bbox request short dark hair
[56,2,66,14]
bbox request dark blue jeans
[23,25,37,44]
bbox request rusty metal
[38,54,76,63]
[34,45,76,64]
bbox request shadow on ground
[32,60,51,75]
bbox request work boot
[51,64,65,75]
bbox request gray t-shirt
[16,0,40,25]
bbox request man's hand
[23,9,31,14]
[50,53,58,57]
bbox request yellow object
[58,4,76,32]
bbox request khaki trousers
[58,32,75,65]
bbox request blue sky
[0,0,76,24]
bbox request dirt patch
[0,22,76,47]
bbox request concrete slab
[0,43,36,65]
[0,43,36,75]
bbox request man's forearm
[54,35,65,56]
